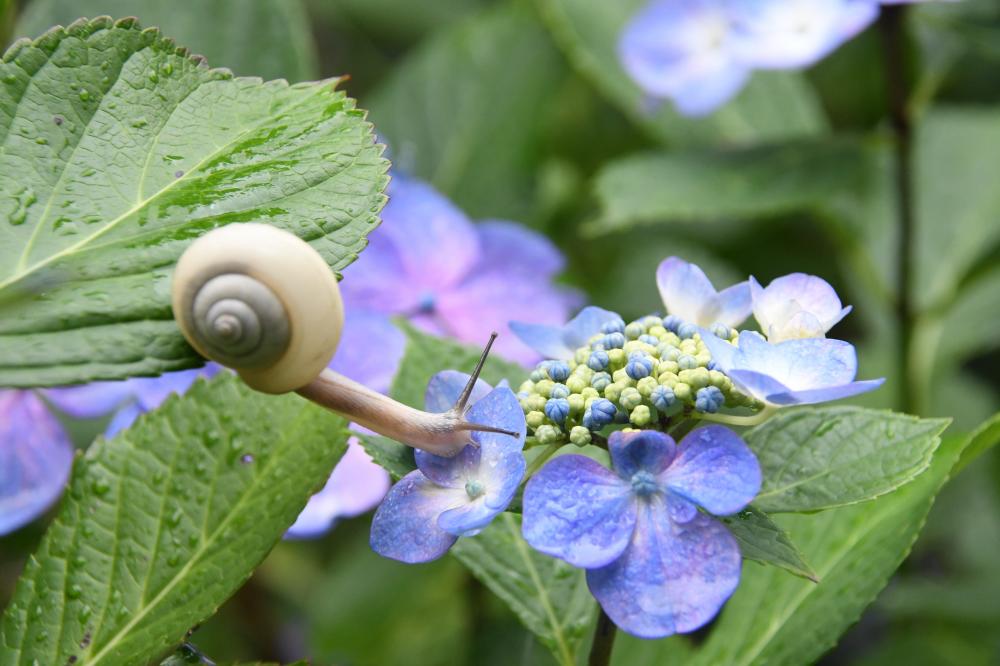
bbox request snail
[171,223,517,457]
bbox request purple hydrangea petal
[104,402,145,438]
[475,220,565,278]
[670,63,750,117]
[330,309,406,394]
[657,257,719,326]
[608,430,677,479]
[731,0,878,70]
[661,426,761,516]
[424,370,493,414]
[0,391,75,535]
[765,378,886,406]
[370,470,465,563]
[43,381,135,419]
[339,229,424,313]
[415,444,481,490]
[522,454,636,568]
[509,322,575,360]
[286,439,391,539]
[586,500,742,638]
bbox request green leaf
[537,0,826,146]
[748,407,949,513]
[0,374,349,665]
[368,3,564,221]
[356,432,416,480]
[720,507,818,583]
[16,0,318,81]
[587,140,866,235]
[612,421,973,666]
[389,323,526,409]
[0,18,387,387]
[451,513,597,666]
[953,411,1000,475]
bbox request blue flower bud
[707,360,718,371]
[624,322,645,340]
[550,383,571,399]
[695,386,725,413]
[587,350,610,371]
[678,354,698,370]
[602,332,626,349]
[626,355,654,380]
[600,318,626,334]
[589,398,617,427]
[546,361,571,382]
[678,322,698,339]
[709,322,732,339]
[582,410,595,429]
[650,385,676,411]
[544,397,571,423]
[591,371,612,392]
[662,315,682,332]
[638,334,659,346]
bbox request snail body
[171,224,515,457]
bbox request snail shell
[171,224,343,394]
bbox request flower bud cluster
[516,313,759,445]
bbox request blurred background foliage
[2,0,999,663]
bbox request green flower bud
[574,347,591,364]
[656,360,679,375]
[630,405,652,426]
[567,393,585,415]
[607,349,627,370]
[569,426,592,446]
[536,425,564,445]
[620,387,643,411]
[526,394,547,412]
[566,375,588,394]
[624,340,656,357]
[673,382,692,402]
[637,376,658,398]
[573,365,594,381]
[535,379,554,398]
[612,368,630,384]
[679,340,697,354]
[526,410,546,429]
[647,324,668,339]
[679,368,710,389]
[625,321,645,340]
[658,371,679,387]
[604,382,626,403]
[696,353,712,367]
[709,370,730,390]
[518,380,535,394]
[580,387,600,402]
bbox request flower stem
[878,4,917,414]
[588,607,618,666]
[691,406,776,428]
[525,442,560,478]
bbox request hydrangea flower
[750,273,852,342]
[522,426,761,637]
[700,329,884,406]
[657,257,751,328]
[339,175,581,365]
[618,0,749,116]
[0,391,75,536]
[510,306,624,360]
[370,370,527,563]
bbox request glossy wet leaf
[0,18,387,387]
[0,373,349,665]
[720,507,817,582]
[16,0,318,81]
[537,0,826,147]
[748,407,949,513]
[451,513,596,666]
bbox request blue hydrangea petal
[0,391,75,536]
[563,307,623,349]
[424,370,493,414]
[438,497,499,536]
[330,309,407,394]
[661,426,761,516]
[724,369,791,404]
[698,327,740,368]
[466,386,528,459]
[739,333,860,389]
[608,430,677,479]
[657,257,719,325]
[476,220,565,278]
[522,454,636,568]
[586,500,742,638]
[415,444,481,490]
[751,273,851,339]
[482,450,527,512]
[670,64,749,117]
[370,470,465,563]
[710,281,753,328]
[511,307,622,360]
[766,378,886,406]
[104,402,144,438]
[43,381,135,419]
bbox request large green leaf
[0,374,349,665]
[613,421,973,666]
[368,3,564,221]
[0,18,387,387]
[15,0,318,81]
[720,507,817,582]
[537,0,826,146]
[452,513,596,666]
[748,407,949,513]
[587,140,867,235]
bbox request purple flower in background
[522,427,760,637]
[619,0,750,117]
[0,391,75,536]
[339,175,581,365]
[370,370,527,563]
[730,0,878,69]
[700,329,884,405]
[657,257,751,328]
[750,273,852,342]
[510,306,623,360]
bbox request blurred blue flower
[750,273,852,342]
[522,427,760,637]
[340,175,581,365]
[370,371,527,563]
[511,306,624,360]
[657,256,751,328]
[700,329,884,405]
[0,391,74,536]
